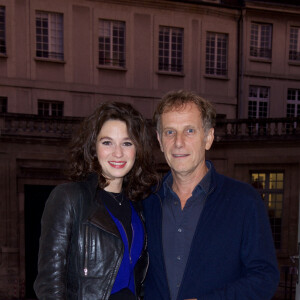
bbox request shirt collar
[163,161,212,198]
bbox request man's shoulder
[214,172,262,209]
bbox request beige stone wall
[0,0,239,120]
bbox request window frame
[205,32,228,77]
[251,171,284,249]
[0,6,6,55]
[98,19,126,68]
[0,96,7,113]
[248,85,269,119]
[250,22,272,60]
[35,11,64,61]
[287,88,300,118]
[158,25,184,74]
[37,100,64,117]
[289,26,300,62]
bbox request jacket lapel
[88,198,121,238]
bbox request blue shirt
[162,162,212,300]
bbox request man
[143,90,279,300]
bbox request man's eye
[165,130,174,136]
[186,128,195,134]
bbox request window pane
[38,100,64,116]
[250,22,272,59]
[158,26,183,72]
[248,86,269,119]
[0,6,6,54]
[99,19,125,67]
[205,32,227,76]
[36,11,64,60]
[289,27,300,61]
[0,96,7,112]
[251,171,284,249]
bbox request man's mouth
[172,154,189,158]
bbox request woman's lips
[108,161,127,168]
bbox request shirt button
[177,256,181,260]
[174,201,179,205]
[178,228,182,232]
[176,283,180,288]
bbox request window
[248,86,269,134]
[205,32,228,76]
[250,23,272,59]
[36,11,64,60]
[251,171,284,249]
[38,100,63,116]
[289,26,300,61]
[248,86,269,119]
[0,96,7,112]
[287,88,300,117]
[158,26,184,73]
[99,20,125,67]
[286,88,300,130]
[0,6,6,54]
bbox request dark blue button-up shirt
[162,162,212,300]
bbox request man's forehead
[162,102,201,118]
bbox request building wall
[240,1,300,118]
[0,0,300,298]
[0,0,239,119]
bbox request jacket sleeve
[201,190,280,300]
[34,184,77,299]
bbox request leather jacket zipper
[84,225,88,276]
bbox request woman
[34,102,159,300]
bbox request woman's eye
[102,140,111,145]
[123,141,133,147]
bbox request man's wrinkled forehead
[161,101,201,116]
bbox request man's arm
[195,190,279,300]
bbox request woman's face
[96,120,136,185]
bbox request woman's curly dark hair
[67,101,159,201]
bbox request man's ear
[205,128,214,151]
[156,131,164,152]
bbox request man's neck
[171,165,208,209]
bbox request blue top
[106,203,144,295]
[143,161,280,300]
[162,162,211,300]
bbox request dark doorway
[24,184,55,299]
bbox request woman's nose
[113,144,123,157]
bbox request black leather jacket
[34,174,148,300]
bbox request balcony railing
[215,117,300,142]
[0,113,299,142]
[0,113,82,139]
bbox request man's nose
[174,133,184,148]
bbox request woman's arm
[34,184,76,299]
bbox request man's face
[157,102,214,179]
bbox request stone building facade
[0,0,300,298]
